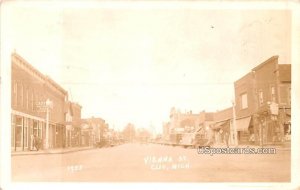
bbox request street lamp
[45,99,53,149]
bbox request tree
[136,128,151,143]
[122,123,136,142]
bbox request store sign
[35,101,47,112]
[269,102,279,115]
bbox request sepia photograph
[0,1,299,190]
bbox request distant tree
[135,128,152,143]
[122,123,136,142]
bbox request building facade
[211,107,233,145]
[81,117,107,146]
[65,101,82,147]
[168,107,203,144]
[198,111,215,141]
[11,53,68,151]
[234,56,291,146]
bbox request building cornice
[12,53,68,97]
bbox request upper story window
[259,90,264,106]
[271,86,276,102]
[20,83,24,107]
[26,89,29,110]
[241,93,248,109]
[31,92,34,111]
[13,82,18,106]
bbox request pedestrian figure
[224,131,230,148]
[34,135,40,151]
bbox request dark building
[234,56,291,145]
[211,107,233,145]
[65,101,82,147]
[198,111,215,140]
[81,117,107,146]
[11,52,68,151]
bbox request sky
[3,2,291,132]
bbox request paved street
[12,143,290,182]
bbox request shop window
[33,121,38,136]
[38,122,43,138]
[23,118,28,147]
[15,116,23,147]
[11,115,15,147]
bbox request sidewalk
[11,146,95,156]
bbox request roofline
[12,52,68,95]
[252,55,279,71]
[70,101,82,109]
[234,71,253,86]
[215,106,233,113]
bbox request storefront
[11,111,66,151]
[235,116,253,145]
[11,111,45,151]
[210,120,230,145]
[252,107,290,146]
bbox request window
[11,115,15,147]
[13,82,18,106]
[38,122,43,138]
[23,118,28,147]
[31,92,34,111]
[33,121,38,136]
[241,93,248,109]
[20,84,23,107]
[26,89,29,110]
[271,86,276,102]
[259,90,264,106]
[15,116,23,147]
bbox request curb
[11,147,95,156]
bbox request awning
[235,116,251,131]
[211,120,229,130]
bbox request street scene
[1,2,293,184]
[12,143,290,182]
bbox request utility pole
[232,100,238,146]
[45,99,53,149]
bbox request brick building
[81,117,107,146]
[65,101,82,147]
[11,53,68,151]
[164,107,219,144]
[198,111,215,140]
[234,56,291,145]
[211,107,233,145]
